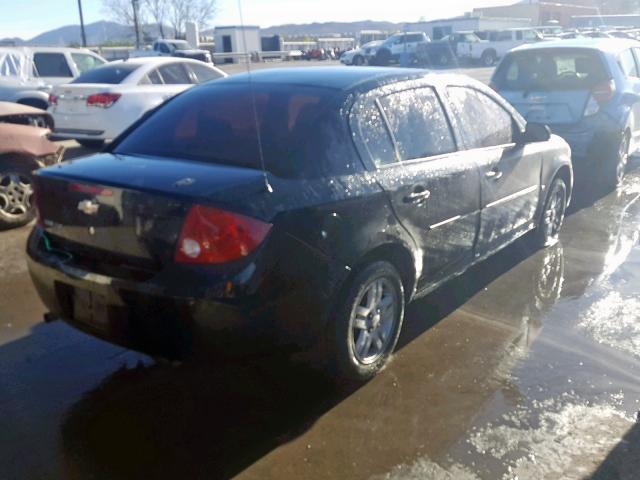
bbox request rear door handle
[403,187,431,204]
[485,169,503,180]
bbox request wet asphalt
[1,64,638,480]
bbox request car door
[350,85,481,285]
[444,85,544,257]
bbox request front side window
[71,53,106,75]
[158,63,192,84]
[378,87,455,161]
[33,53,72,77]
[447,86,514,149]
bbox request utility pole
[77,0,87,47]
[132,0,141,49]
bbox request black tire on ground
[327,261,405,382]
[353,55,364,66]
[481,50,497,67]
[77,139,105,150]
[375,49,392,67]
[531,177,567,248]
[17,98,48,111]
[604,130,630,191]
[0,163,36,230]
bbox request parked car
[340,40,383,66]
[458,28,543,66]
[416,32,482,67]
[27,67,572,381]
[372,32,430,66]
[0,47,106,110]
[0,102,63,229]
[48,57,226,148]
[492,39,640,189]
[130,39,213,64]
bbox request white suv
[0,47,106,109]
[372,32,430,66]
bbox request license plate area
[73,288,110,331]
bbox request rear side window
[188,63,224,83]
[72,63,139,84]
[158,63,192,84]
[447,87,515,148]
[618,49,639,78]
[33,53,72,77]
[378,87,455,161]
[71,53,105,74]
[355,100,397,167]
[113,84,339,178]
[493,49,609,91]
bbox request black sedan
[27,67,573,381]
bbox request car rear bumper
[26,229,268,358]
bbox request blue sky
[1,0,516,39]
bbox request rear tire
[375,49,391,67]
[77,139,105,150]
[481,50,497,67]
[532,177,567,248]
[604,131,630,191]
[0,163,36,230]
[327,261,404,382]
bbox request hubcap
[350,277,398,365]
[0,172,33,217]
[616,135,629,185]
[542,183,566,245]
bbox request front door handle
[485,169,503,180]
[403,187,431,204]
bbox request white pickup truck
[457,28,543,66]
[130,39,213,64]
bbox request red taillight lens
[48,93,57,106]
[68,182,113,196]
[591,79,615,105]
[175,205,272,264]
[86,92,121,108]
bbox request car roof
[218,67,432,91]
[512,38,639,54]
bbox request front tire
[532,177,567,248]
[353,55,364,66]
[0,164,35,230]
[374,49,391,67]
[327,261,405,382]
[481,50,497,67]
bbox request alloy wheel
[0,172,33,217]
[349,277,398,365]
[542,181,566,246]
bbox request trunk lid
[34,153,269,267]
[500,89,591,125]
[52,84,120,114]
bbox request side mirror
[519,123,551,144]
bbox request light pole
[132,0,141,49]
[77,0,87,47]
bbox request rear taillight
[86,92,121,108]
[175,205,272,264]
[591,79,616,105]
[48,93,57,106]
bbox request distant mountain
[1,21,169,47]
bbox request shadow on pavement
[592,420,640,480]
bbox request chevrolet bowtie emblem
[77,199,100,215]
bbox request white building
[411,14,531,40]
[214,26,261,63]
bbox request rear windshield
[72,63,139,84]
[493,49,609,91]
[113,83,340,177]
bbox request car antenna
[237,0,273,193]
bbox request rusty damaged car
[27,68,573,381]
[0,101,63,229]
